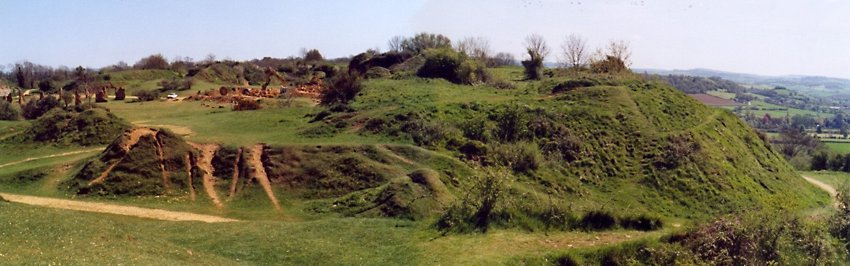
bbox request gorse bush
[133,89,160,102]
[0,100,22,120]
[437,169,510,233]
[22,96,61,119]
[416,48,490,85]
[321,70,362,105]
[487,142,542,173]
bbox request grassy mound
[342,72,826,225]
[11,108,131,146]
[68,128,194,196]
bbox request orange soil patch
[248,144,281,211]
[189,142,223,208]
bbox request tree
[560,34,588,69]
[387,35,405,52]
[489,52,516,67]
[456,37,491,62]
[606,40,632,67]
[401,32,452,54]
[37,80,57,94]
[134,54,169,70]
[303,49,324,62]
[521,34,549,80]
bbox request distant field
[825,142,850,153]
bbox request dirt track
[0,148,104,169]
[802,175,838,208]
[0,192,238,223]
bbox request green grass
[800,171,850,189]
[825,142,850,153]
[0,202,423,265]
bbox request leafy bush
[417,48,462,81]
[133,89,160,101]
[579,210,618,230]
[159,78,193,91]
[417,48,489,85]
[830,184,850,254]
[22,96,61,119]
[0,100,22,120]
[321,70,362,105]
[487,142,542,173]
[492,105,529,142]
[232,97,261,111]
[437,169,510,233]
[590,55,628,74]
[620,214,663,231]
[551,79,599,93]
[521,48,544,80]
[364,67,391,79]
[682,214,841,265]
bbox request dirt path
[190,143,223,208]
[803,175,839,208]
[375,145,418,166]
[0,147,104,169]
[248,144,281,211]
[0,192,238,223]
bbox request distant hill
[637,68,850,91]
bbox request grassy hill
[55,69,827,223]
[0,64,833,264]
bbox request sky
[0,0,848,78]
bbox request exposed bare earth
[802,175,838,208]
[0,147,104,169]
[190,142,223,208]
[248,144,281,210]
[0,192,238,223]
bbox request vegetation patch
[10,108,131,146]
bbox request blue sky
[1,0,848,78]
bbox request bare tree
[203,53,216,64]
[455,36,492,61]
[560,34,588,69]
[524,34,550,61]
[522,34,549,80]
[490,52,517,67]
[606,40,632,67]
[387,35,405,52]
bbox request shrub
[521,48,544,80]
[590,55,628,74]
[0,100,22,120]
[455,59,490,85]
[459,140,487,160]
[232,97,261,111]
[620,214,663,231]
[133,89,160,101]
[487,142,542,173]
[551,79,598,93]
[417,48,463,82]
[364,67,391,79]
[159,78,192,91]
[436,169,510,233]
[416,48,490,85]
[492,105,529,142]
[579,210,618,230]
[321,70,362,105]
[22,96,61,119]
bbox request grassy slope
[0,66,832,264]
